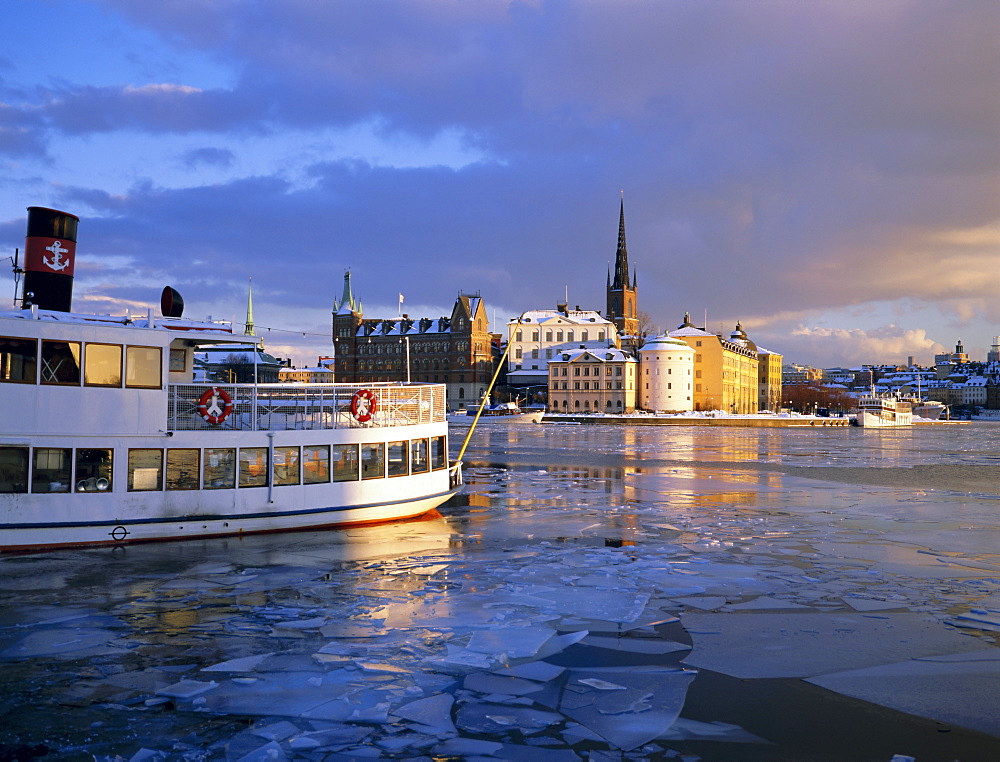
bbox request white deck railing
[168,382,446,431]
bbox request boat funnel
[160,286,184,318]
[22,206,79,312]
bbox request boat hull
[0,488,456,552]
[854,411,912,427]
[450,411,544,424]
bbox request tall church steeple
[244,278,255,336]
[606,198,639,341]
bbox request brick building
[331,272,493,411]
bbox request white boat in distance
[909,399,947,420]
[451,398,544,424]
[853,394,914,428]
[0,207,461,552]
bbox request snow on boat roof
[0,307,247,344]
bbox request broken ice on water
[3,424,1000,758]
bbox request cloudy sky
[2,0,998,368]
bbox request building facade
[548,348,637,414]
[638,334,695,412]
[506,306,618,388]
[331,272,493,410]
[669,315,760,413]
[279,359,335,384]
[757,347,784,412]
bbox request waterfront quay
[545,413,852,427]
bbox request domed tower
[639,333,695,413]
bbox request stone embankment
[541,414,959,427]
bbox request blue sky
[2,0,998,368]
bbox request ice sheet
[681,612,986,678]
[807,652,1000,737]
[559,666,696,750]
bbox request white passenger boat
[908,399,947,420]
[852,394,913,428]
[0,207,461,552]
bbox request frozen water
[807,651,1000,737]
[3,423,1000,758]
[559,666,696,750]
[466,626,556,658]
[581,633,690,654]
[493,661,565,682]
[681,612,986,678]
[392,693,456,733]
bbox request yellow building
[757,347,784,412]
[669,316,760,413]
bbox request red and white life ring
[198,387,233,425]
[350,389,377,422]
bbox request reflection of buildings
[332,272,493,410]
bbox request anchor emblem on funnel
[43,241,71,271]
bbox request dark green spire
[612,199,629,291]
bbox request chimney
[22,207,79,312]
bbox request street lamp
[400,336,411,383]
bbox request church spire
[244,278,255,336]
[334,270,361,315]
[612,198,629,291]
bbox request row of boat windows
[0,437,448,494]
[0,336,162,388]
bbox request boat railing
[167,382,446,431]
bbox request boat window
[303,445,330,484]
[430,436,447,471]
[204,448,236,489]
[274,446,300,486]
[0,446,29,493]
[411,439,429,474]
[239,448,268,487]
[361,443,385,480]
[0,337,37,383]
[125,346,162,389]
[84,343,123,387]
[332,444,359,482]
[166,449,200,490]
[76,449,112,492]
[32,447,72,493]
[387,441,408,477]
[40,341,81,385]
[128,449,163,491]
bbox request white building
[507,305,618,387]
[638,334,695,412]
